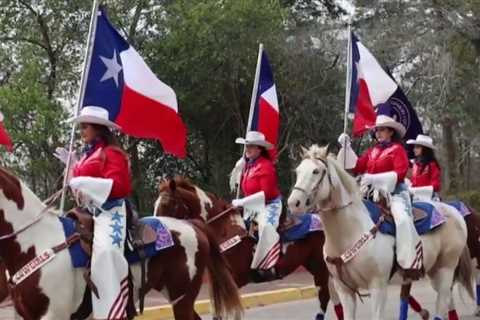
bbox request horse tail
[454,245,475,300]
[190,220,243,320]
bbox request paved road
[204,280,479,320]
[0,273,478,319]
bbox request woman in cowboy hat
[232,131,282,282]
[406,134,441,194]
[339,111,423,279]
[55,106,131,320]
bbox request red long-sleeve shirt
[73,142,132,199]
[240,156,280,202]
[353,142,409,182]
[411,161,441,192]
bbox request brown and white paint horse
[0,167,243,320]
[155,177,343,320]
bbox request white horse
[287,145,473,320]
[0,167,242,320]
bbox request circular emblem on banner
[388,97,411,131]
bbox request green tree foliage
[0,0,478,211]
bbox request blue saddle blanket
[446,200,472,217]
[281,213,323,242]
[245,213,322,243]
[364,200,445,236]
[59,216,174,268]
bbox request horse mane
[0,167,24,210]
[171,176,224,203]
[161,176,235,220]
[303,144,361,200]
[173,176,197,193]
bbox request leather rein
[0,187,66,241]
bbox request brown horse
[0,167,243,320]
[0,262,9,306]
[155,177,343,320]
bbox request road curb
[137,285,317,320]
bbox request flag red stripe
[0,122,13,152]
[257,97,279,146]
[117,85,187,158]
[259,242,281,269]
[257,97,279,160]
[262,247,280,269]
[108,278,129,319]
[352,79,376,137]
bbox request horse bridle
[0,187,65,241]
[292,157,332,205]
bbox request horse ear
[326,141,340,157]
[169,179,177,192]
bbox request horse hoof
[315,313,325,320]
[475,307,480,317]
[420,309,429,320]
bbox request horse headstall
[291,156,333,210]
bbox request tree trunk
[442,118,458,193]
[127,139,145,213]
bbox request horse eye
[313,169,320,175]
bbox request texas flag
[249,50,279,159]
[82,7,187,158]
[349,32,422,145]
[0,112,12,152]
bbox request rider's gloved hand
[232,198,243,207]
[337,133,357,170]
[337,133,351,145]
[53,147,77,165]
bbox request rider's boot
[250,267,282,283]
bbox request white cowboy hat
[406,134,436,150]
[235,131,273,150]
[68,106,121,130]
[374,115,406,138]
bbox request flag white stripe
[260,85,279,112]
[120,47,178,112]
[356,41,397,106]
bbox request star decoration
[267,212,277,225]
[110,233,123,248]
[100,50,122,87]
[111,211,122,223]
[110,222,123,235]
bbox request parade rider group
[53,98,452,318]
